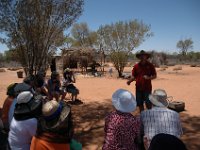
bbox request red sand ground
[0,65,200,150]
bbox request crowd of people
[0,50,187,150]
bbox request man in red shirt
[127,50,157,112]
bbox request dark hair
[148,134,187,150]
[51,71,59,80]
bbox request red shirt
[132,61,156,92]
[102,111,140,150]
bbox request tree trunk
[117,69,122,77]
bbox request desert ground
[0,65,200,150]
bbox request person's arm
[143,75,157,80]
[127,76,135,85]
[71,73,76,83]
[143,64,157,80]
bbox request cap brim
[136,53,151,59]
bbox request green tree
[70,22,97,47]
[177,38,193,56]
[99,20,152,77]
[0,0,83,75]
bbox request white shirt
[8,118,37,150]
[141,107,183,140]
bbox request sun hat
[41,100,71,129]
[14,82,32,96]
[112,89,137,113]
[14,91,42,119]
[136,50,151,59]
[149,89,170,107]
[64,68,71,73]
[7,83,18,96]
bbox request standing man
[127,50,157,112]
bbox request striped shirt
[141,107,183,140]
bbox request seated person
[63,68,79,102]
[48,71,66,101]
[102,89,141,150]
[30,100,73,150]
[141,89,183,148]
[8,91,42,150]
[148,133,187,150]
[1,83,17,130]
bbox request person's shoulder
[140,109,154,119]
[166,108,179,115]
[147,61,155,67]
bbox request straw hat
[136,50,151,59]
[41,100,71,129]
[112,89,136,113]
[149,89,170,107]
[14,91,42,119]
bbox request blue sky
[0,0,200,53]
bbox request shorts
[136,90,151,106]
[66,84,79,95]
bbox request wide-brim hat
[136,50,151,59]
[149,89,170,107]
[112,89,136,113]
[40,100,71,129]
[14,91,42,118]
[14,83,32,96]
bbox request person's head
[14,82,32,97]
[136,50,151,64]
[148,134,187,150]
[149,89,170,108]
[51,71,60,82]
[7,83,18,97]
[37,70,46,79]
[14,91,43,120]
[112,89,137,113]
[41,100,71,129]
[23,75,35,87]
[63,68,72,78]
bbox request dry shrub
[7,67,22,71]
[173,66,182,71]
[160,65,168,69]
[167,63,176,66]
[159,68,166,71]
[0,68,6,72]
[190,64,198,67]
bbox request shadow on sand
[71,100,113,150]
[71,102,200,150]
[180,113,200,150]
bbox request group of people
[0,50,187,150]
[103,50,186,150]
[0,68,80,150]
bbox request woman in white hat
[141,89,183,149]
[102,89,141,150]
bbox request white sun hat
[112,89,137,113]
[17,91,33,104]
[149,89,170,107]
